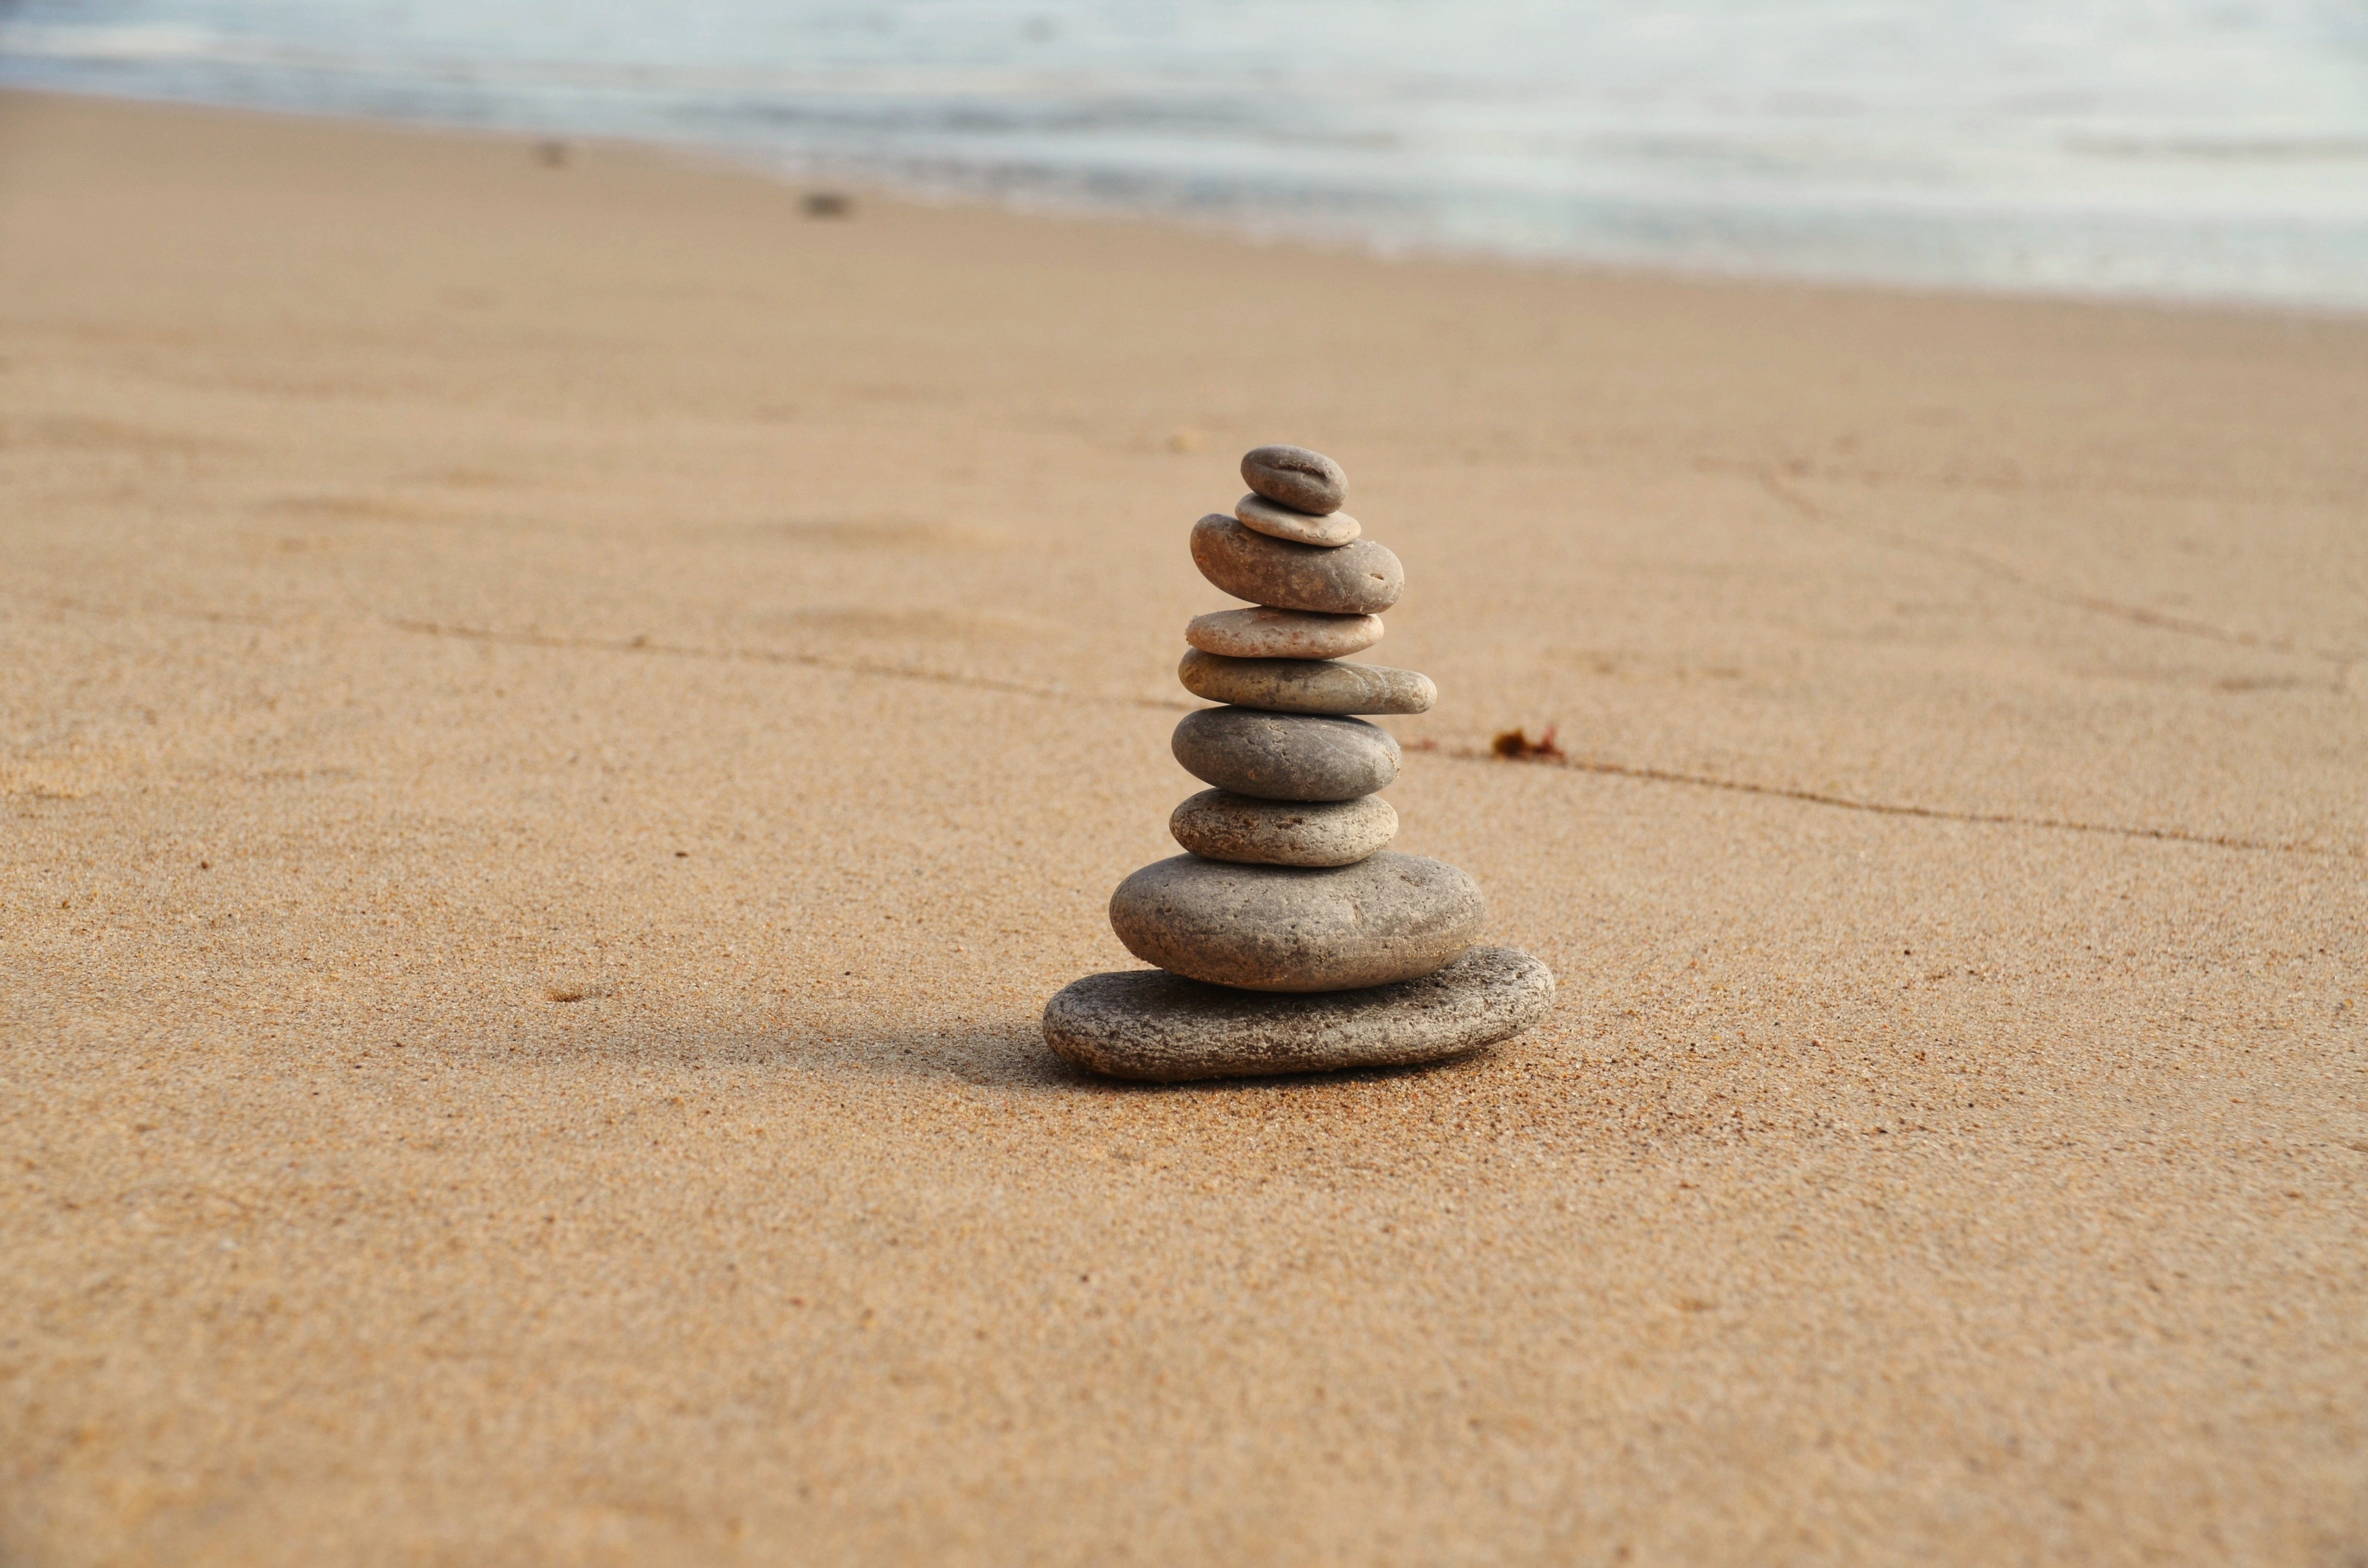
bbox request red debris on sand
[1490,726,1565,761]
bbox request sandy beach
[2,88,2363,1564]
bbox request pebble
[1240,444,1348,515]
[1191,514,1402,615]
[1169,789,1396,867]
[1178,649,1435,715]
[1185,607,1382,661]
[1108,852,1484,991]
[1172,707,1400,800]
[1043,945,1554,1081]
[1236,493,1360,548]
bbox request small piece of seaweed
[1491,726,1565,761]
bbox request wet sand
[2,89,2363,1565]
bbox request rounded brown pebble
[1172,707,1400,800]
[1168,789,1396,867]
[1240,444,1348,515]
[1178,649,1435,715]
[1235,493,1359,548]
[1185,607,1382,661]
[1190,514,1402,615]
[1043,945,1555,1081]
[1107,852,1484,992]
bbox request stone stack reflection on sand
[1044,444,1555,1082]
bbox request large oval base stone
[1042,945,1555,1082]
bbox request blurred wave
[5,0,2365,308]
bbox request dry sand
[2,90,2363,1565]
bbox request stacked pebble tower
[1044,444,1555,1082]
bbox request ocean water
[6,0,2366,309]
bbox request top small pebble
[1241,444,1347,517]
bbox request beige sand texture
[2,90,2363,1566]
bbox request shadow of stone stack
[1044,444,1555,1083]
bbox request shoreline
[8,82,2367,322]
[3,87,2362,1564]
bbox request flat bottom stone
[1042,945,1554,1083]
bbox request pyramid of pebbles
[1044,444,1555,1082]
